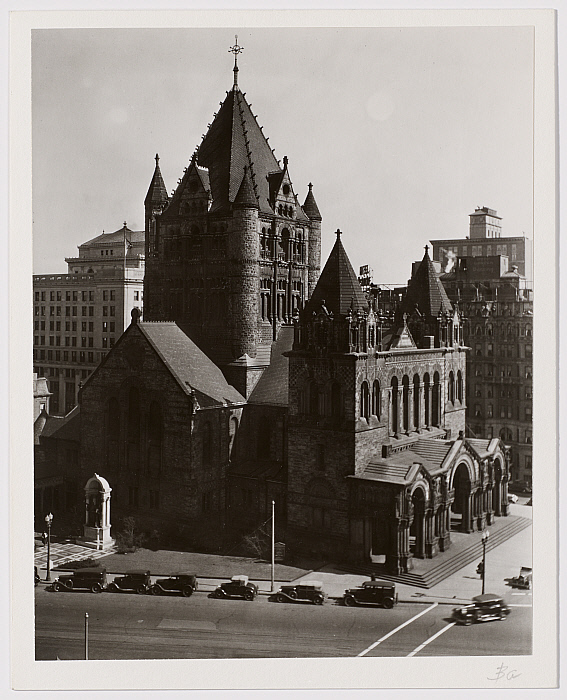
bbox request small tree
[242,524,270,560]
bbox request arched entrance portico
[409,486,426,558]
[451,462,473,532]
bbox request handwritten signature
[488,662,522,682]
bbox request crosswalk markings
[406,622,456,657]
[356,603,438,657]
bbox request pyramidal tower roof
[233,166,259,208]
[304,230,369,317]
[403,245,453,318]
[196,49,280,214]
[144,153,169,207]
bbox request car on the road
[343,579,397,608]
[508,493,519,504]
[51,568,107,594]
[452,594,510,625]
[276,581,327,605]
[107,570,151,594]
[214,575,258,601]
[150,573,198,597]
[508,566,532,590]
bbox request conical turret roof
[197,88,280,214]
[402,246,453,318]
[233,166,258,208]
[302,182,322,221]
[144,154,169,207]
[304,230,369,317]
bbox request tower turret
[303,183,322,298]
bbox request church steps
[339,516,531,589]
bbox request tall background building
[33,224,144,415]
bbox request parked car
[343,580,397,608]
[452,594,510,625]
[213,575,258,601]
[150,573,198,597]
[51,568,107,593]
[34,566,40,586]
[107,570,151,594]
[508,493,519,504]
[276,581,327,605]
[508,566,532,590]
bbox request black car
[276,581,327,605]
[343,580,397,608]
[52,568,107,593]
[214,575,258,601]
[452,594,511,625]
[150,573,198,597]
[107,570,151,594]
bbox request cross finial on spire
[336,229,342,238]
[424,244,429,255]
[308,182,313,191]
[229,35,244,89]
[155,153,159,166]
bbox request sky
[31,26,534,285]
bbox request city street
[35,585,532,660]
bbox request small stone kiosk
[81,474,114,550]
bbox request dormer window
[282,184,290,196]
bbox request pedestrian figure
[41,532,47,546]
[476,562,484,576]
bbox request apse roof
[81,227,144,248]
[303,232,369,317]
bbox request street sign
[274,542,285,562]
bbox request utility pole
[85,612,89,660]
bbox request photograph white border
[9,7,558,693]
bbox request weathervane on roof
[229,35,244,89]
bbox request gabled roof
[402,246,453,318]
[138,322,245,407]
[302,183,322,221]
[248,326,294,406]
[144,154,169,207]
[386,315,417,350]
[303,231,369,317]
[39,406,81,441]
[160,160,210,219]
[197,88,280,215]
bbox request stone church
[78,50,511,572]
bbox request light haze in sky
[32,27,534,285]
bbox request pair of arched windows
[359,380,382,421]
[307,381,342,418]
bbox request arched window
[107,397,120,468]
[281,229,290,261]
[258,416,271,459]
[457,370,463,402]
[309,382,319,416]
[202,421,212,465]
[402,375,410,432]
[360,381,370,420]
[372,380,381,419]
[413,374,420,430]
[423,373,430,427]
[127,387,140,470]
[391,376,399,434]
[432,372,441,427]
[147,401,162,474]
[330,382,341,418]
[448,371,455,404]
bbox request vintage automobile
[150,573,198,597]
[213,575,258,601]
[343,580,397,608]
[51,568,107,593]
[107,570,151,594]
[452,594,511,625]
[508,566,532,590]
[34,566,40,587]
[276,581,327,605]
[508,493,519,504]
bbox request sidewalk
[36,504,532,605]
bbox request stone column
[425,383,432,428]
[462,493,473,532]
[417,383,424,431]
[396,389,403,438]
[407,387,414,434]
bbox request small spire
[229,34,244,89]
[123,221,127,229]
[283,155,288,167]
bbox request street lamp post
[44,513,53,582]
[481,530,490,594]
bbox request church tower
[143,38,322,397]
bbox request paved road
[35,585,532,660]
